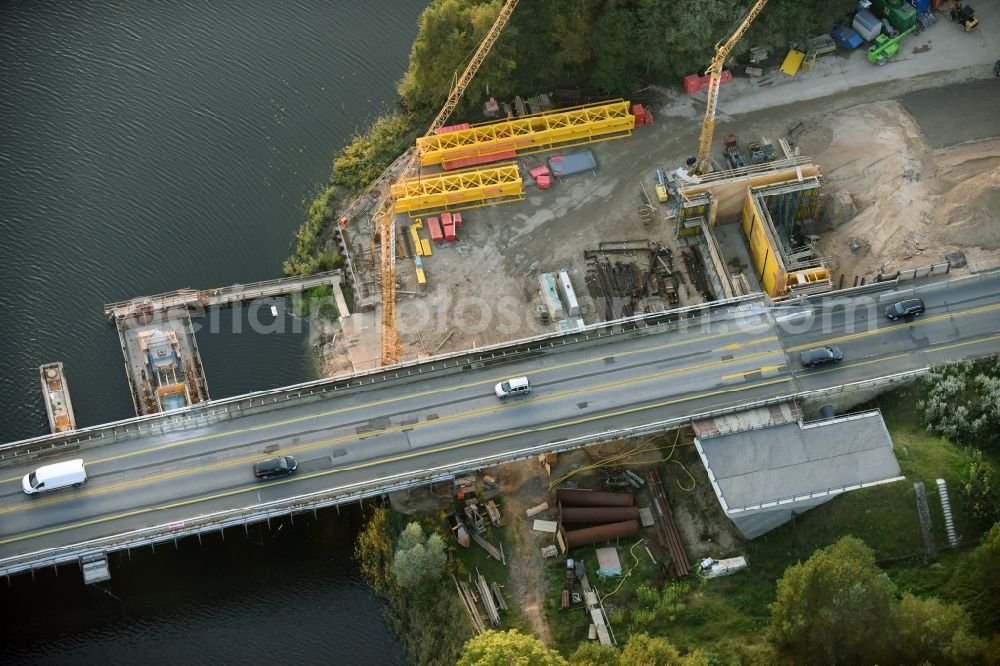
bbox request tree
[953,521,1000,632]
[398,0,517,114]
[768,536,898,664]
[392,522,447,589]
[895,593,984,665]
[355,506,396,596]
[960,449,1000,523]
[570,642,621,666]
[618,633,685,666]
[458,630,567,666]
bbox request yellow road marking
[0,323,777,483]
[0,345,787,512]
[721,364,785,381]
[0,373,793,546]
[785,302,1000,353]
[4,331,1000,546]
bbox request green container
[873,0,917,31]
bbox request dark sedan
[799,345,844,369]
[253,456,298,479]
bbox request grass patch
[541,383,999,660]
[284,187,340,276]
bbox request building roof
[696,410,902,514]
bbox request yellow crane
[378,0,519,365]
[689,0,768,176]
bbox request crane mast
[690,0,768,175]
[378,0,519,366]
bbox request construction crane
[377,0,519,365]
[689,0,768,176]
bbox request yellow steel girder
[416,101,634,167]
[391,163,523,216]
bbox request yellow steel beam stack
[391,163,523,216]
[415,101,635,168]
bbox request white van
[22,459,87,495]
[495,376,531,398]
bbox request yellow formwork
[742,192,787,296]
[409,224,424,256]
[415,101,635,167]
[741,188,829,297]
[392,162,523,216]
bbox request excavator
[375,0,519,365]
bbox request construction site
[295,0,1000,652]
[308,0,1000,654]
[316,0,1000,377]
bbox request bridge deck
[1,273,998,578]
[103,270,344,319]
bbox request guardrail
[0,366,931,579]
[1,293,765,460]
[877,261,951,283]
[791,265,1000,307]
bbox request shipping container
[547,150,598,178]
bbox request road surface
[1,274,998,560]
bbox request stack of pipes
[556,488,640,549]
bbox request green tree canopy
[569,642,621,666]
[458,630,567,666]
[618,632,710,666]
[768,536,898,664]
[398,0,517,114]
[953,521,1000,632]
[398,0,860,104]
[392,522,447,589]
[896,593,984,665]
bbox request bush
[283,186,339,276]
[960,450,1000,523]
[919,359,1000,451]
[896,593,984,665]
[355,508,472,665]
[952,522,1000,631]
[332,112,417,192]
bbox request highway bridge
[1,271,998,579]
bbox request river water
[0,0,423,661]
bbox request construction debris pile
[585,241,679,319]
[447,475,505,562]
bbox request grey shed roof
[696,410,903,514]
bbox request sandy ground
[317,7,1000,376]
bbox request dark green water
[0,1,423,661]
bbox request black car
[885,298,925,321]
[799,345,844,368]
[253,455,298,479]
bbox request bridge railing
[1,293,765,460]
[102,270,345,316]
[0,366,929,578]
